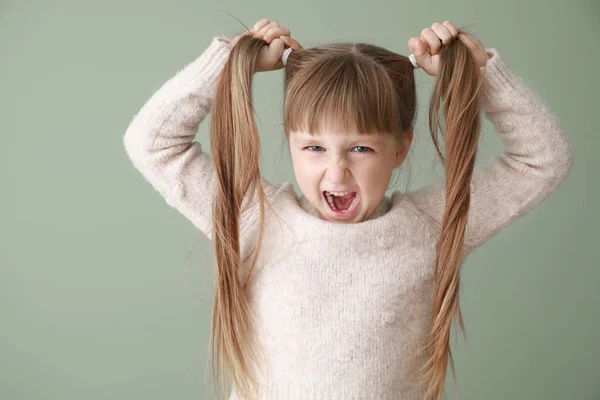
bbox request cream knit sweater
[123,35,574,399]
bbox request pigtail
[208,34,270,400]
[417,32,485,400]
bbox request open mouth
[322,191,360,215]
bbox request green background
[1,0,598,399]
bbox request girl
[123,18,574,400]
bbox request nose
[325,156,350,184]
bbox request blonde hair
[208,27,485,400]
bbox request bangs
[284,53,403,136]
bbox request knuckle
[444,21,457,32]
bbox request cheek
[290,154,320,192]
[358,160,393,187]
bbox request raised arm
[404,48,574,253]
[123,36,232,235]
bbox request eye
[303,145,373,152]
[305,146,324,151]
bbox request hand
[407,21,490,77]
[229,18,303,72]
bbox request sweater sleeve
[123,35,234,236]
[404,48,574,253]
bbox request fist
[407,21,490,76]
[229,18,303,72]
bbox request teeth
[326,191,350,196]
[324,192,336,208]
[323,191,360,213]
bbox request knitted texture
[123,35,574,399]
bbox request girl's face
[288,128,412,223]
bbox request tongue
[333,192,355,210]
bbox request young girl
[123,18,574,400]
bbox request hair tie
[408,53,420,69]
[281,47,293,66]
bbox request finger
[421,27,442,55]
[258,37,285,71]
[407,37,427,56]
[408,37,432,72]
[264,27,291,43]
[269,37,285,55]
[280,36,303,50]
[250,18,270,35]
[442,21,459,39]
[431,22,452,45]
[255,21,280,39]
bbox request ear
[394,128,413,168]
